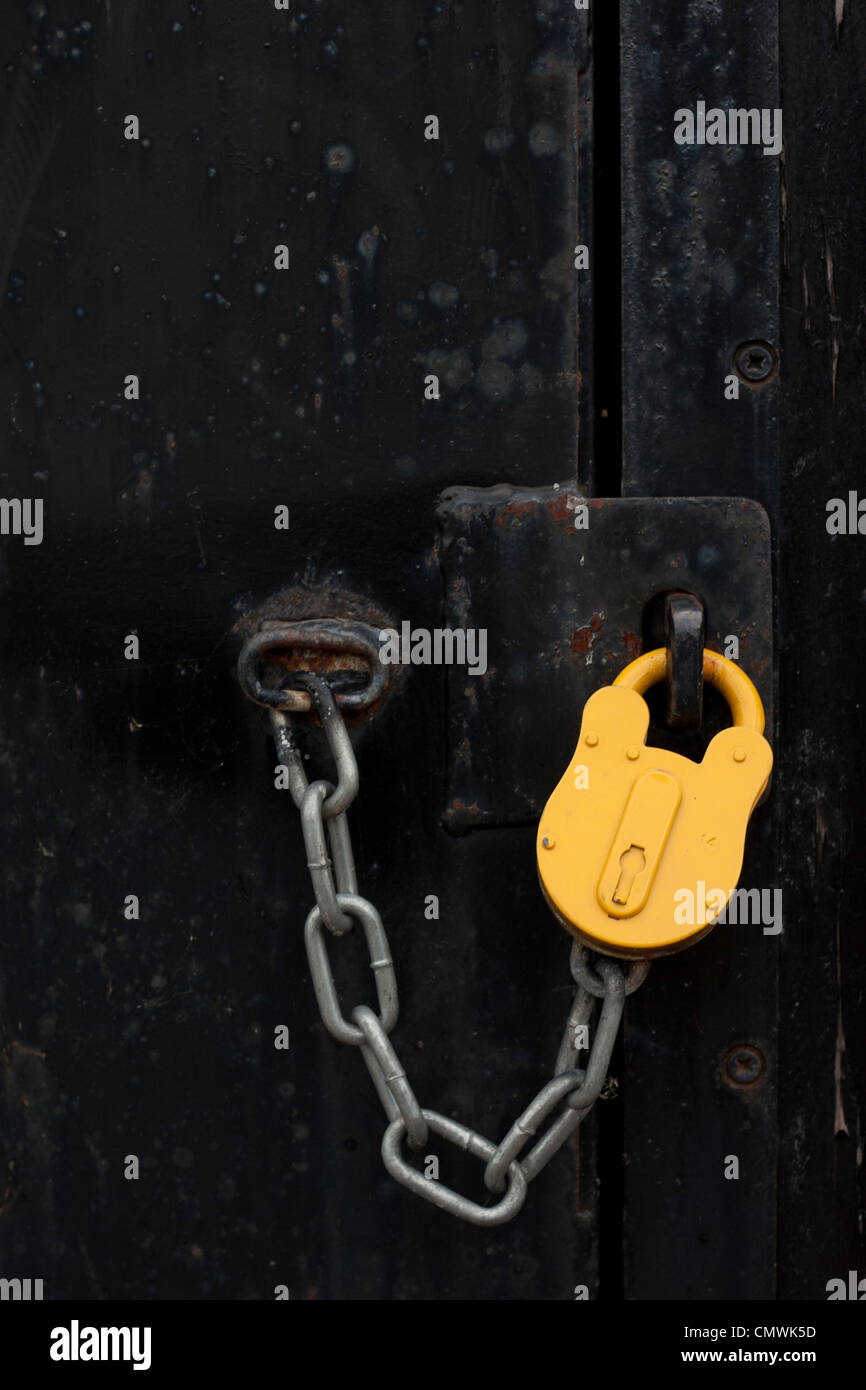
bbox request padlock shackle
[612,648,765,734]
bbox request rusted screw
[723,1043,766,1087]
[734,341,777,384]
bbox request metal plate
[438,489,772,831]
[620,1,779,513]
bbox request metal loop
[328,806,358,898]
[483,1070,588,1193]
[554,983,595,1076]
[382,1109,527,1227]
[293,674,359,817]
[522,978,626,1180]
[359,1044,401,1124]
[300,782,354,934]
[270,709,309,809]
[664,591,706,730]
[485,963,628,1192]
[352,1006,428,1149]
[565,961,624,1110]
[237,620,386,713]
[304,894,398,1046]
[613,646,766,735]
[271,680,358,819]
[520,1104,584,1183]
[570,941,651,997]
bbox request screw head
[626,746,640,761]
[733,748,747,763]
[734,340,778,384]
[541,835,556,850]
[585,731,599,747]
[723,1043,766,1087]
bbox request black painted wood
[0,0,863,1307]
[777,0,866,1300]
[620,0,780,517]
[618,0,781,1299]
[0,1,592,1299]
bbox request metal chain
[262,672,650,1226]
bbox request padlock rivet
[733,748,747,763]
[626,746,640,761]
[542,835,556,850]
[585,731,599,747]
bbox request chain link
[255,671,651,1226]
[305,894,398,1045]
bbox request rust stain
[499,499,537,522]
[11,1042,47,1060]
[570,614,603,655]
[548,493,574,522]
[444,798,482,823]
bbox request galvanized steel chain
[255,669,651,1226]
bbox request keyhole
[612,844,646,906]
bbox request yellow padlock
[537,649,772,958]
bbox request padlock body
[537,686,773,957]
